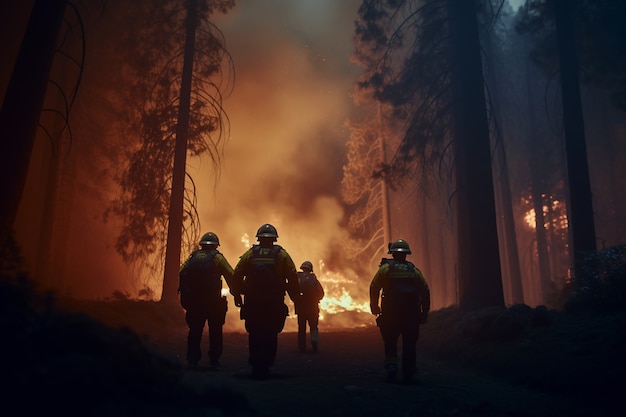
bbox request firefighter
[369,239,430,384]
[295,261,324,353]
[178,232,237,370]
[231,224,300,380]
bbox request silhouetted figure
[295,261,324,353]
[370,239,430,384]
[178,232,236,370]
[232,224,299,379]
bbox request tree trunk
[552,0,597,276]
[0,0,66,246]
[418,192,435,302]
[530,184,553,302]
[162,0,199,304]
[524,60,553,305]
[448,0,504,310]
[496,149,525,304]
[483,30,524,305]
[378,104,392,246]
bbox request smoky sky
[4,0,374,317]
[190,0,372,333]
[195,0,363,270]
[11,0,619,317]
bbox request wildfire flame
[317,270,369,318]
[522,196,568,230]
[231,235,372,330]
[241,233,250,248]
[286,260,372,330]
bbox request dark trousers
[378,315,420,377]
[297,310,319,350]
[247,330,278,368]
[186,309,223,364]
[243,301,287,369]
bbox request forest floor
[3,279,624,417]
[62,298,625,417]
[164,329,593,417]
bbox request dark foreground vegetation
[0,276,255,416]
[1,246,625,416]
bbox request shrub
[565,245,626,313]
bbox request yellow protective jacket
[369,259,430,316]
[178,248,235,309]
[232,244,299,303]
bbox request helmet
[300,261,313,272]
[199,232,220,246]
[388,239,411,254]
[256,223,278,239]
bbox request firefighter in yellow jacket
[231,224,300,379]
[370,239,430,384]
[178,232,236,370]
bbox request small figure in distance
[369,239,430,384]
[295,261,324,353]
[231,223,300,380]
[178,232,237,370]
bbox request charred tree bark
[449,0,504,310]
[552,0,597,276]
[162,0,199,304]
[0,0,66,246]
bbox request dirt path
[152,327,590,417]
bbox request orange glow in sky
[197,0,372,331]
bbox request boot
[252,366,270,380]
[311,328,319,353]
[384,357,397,383]
[384,363,397,383]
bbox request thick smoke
[192,0,363,271]
[197,0,368,331]
[7,1,379,330]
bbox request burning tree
[345,0,506,310]
[105,0,234,303]
[343,0,416,271]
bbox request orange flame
[317,270,369,319]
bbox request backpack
[243,245,285,299]
[381,259,420,314]
[297,272,323,302]
[179,249,221,309]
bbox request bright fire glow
[523,198,568,230]
[318,275,369,318]
[282,263,372,331]
[234,240,369,317]
[241,233,250,248]
[523,209,536,229]
[313,260,369,319]
[225,238,372,331]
